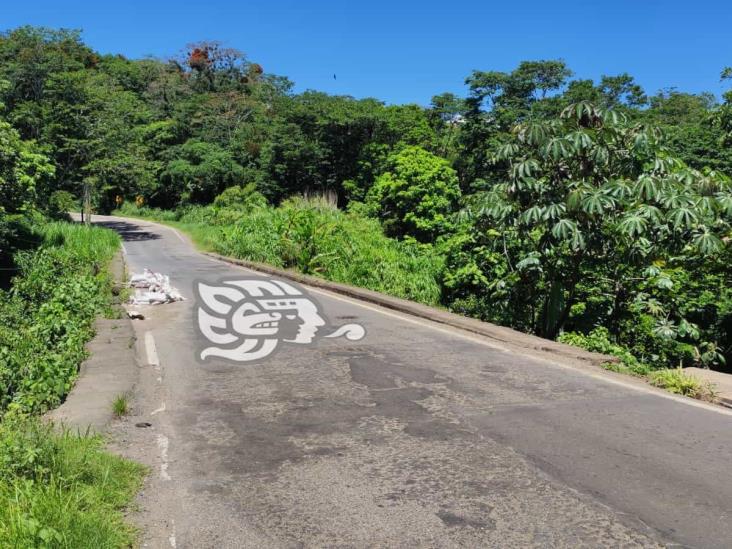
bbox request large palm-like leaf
[543,137,574,160]
[542,203,566,220]
[520,205,544,225]
[692,230,724,256]
[634,175,660,201]
[510,158,540,180]
[668,207,698,230]
[551,218,577,239]
[652,156,683,174]
[695,196,717,217]
[566,130,593,150]
[495,143,520,161]
[716,191,732,216]
[591,146,609,166]
[517,122,551,146]
[561,101,600,124]
[597,108,627,126]
[652,319,677,339]
[658,190,693,209]
[566,184,591,211]
[635,204,663,223]
[516,254,541,272]
[618,214,647,237]
[569,229,586,250]
[602,179,632,199]
[581,191,616,215]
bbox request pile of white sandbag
[128,269,185,305]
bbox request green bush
[0,219,144,547]
[212,183,267,210]
[46,191,77,221]
[365,146,461,242]
[558,328,652,376]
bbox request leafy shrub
[212,182,267,210]
[558,328,651,375]
[46,191,77,221]
[365,146,460,242]
[450,103,732,369]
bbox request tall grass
[118,198,443,305]
[37,222,120,266]
[0,417,145,547]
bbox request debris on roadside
[128,269,185,305]
[127,310,145,320]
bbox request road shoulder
[48,250,139,432]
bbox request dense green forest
[3,25,732,374]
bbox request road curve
[94,214,730,548]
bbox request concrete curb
[48,250,139,433]
[203,251,617,370]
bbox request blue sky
[3,1,731,105]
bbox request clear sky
[3,1,731,105]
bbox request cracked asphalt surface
[94,215,731,548]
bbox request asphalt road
[94,214,731,548]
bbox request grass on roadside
[111,395,129,418]
[0,417,145,548]
[649,368,717,401]
[560,328,719,402]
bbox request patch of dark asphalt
[174,348,466,482]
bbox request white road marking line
[121,243,128,256]
[151,402,166,415]
[168,520,176,548]
[157,434,171,481]
[171,228,186,243]
[144,331,160,368]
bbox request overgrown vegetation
[0,222,119,414]
[0,80,144,546]
[0,220,145,547]
[118,196,443,305]
[0,417,144,547]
